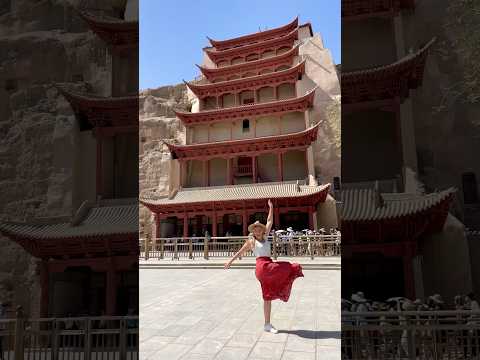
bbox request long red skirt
[255,256,304,301]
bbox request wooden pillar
[106,260,117,315]
[403,255,415,299]
[216,95,220,109]
[308,206,314,229]
[96,132,103,198]
[153,213,161,239]
[212,212,217,237]
[252,156,257,183]
[40,261,49,317]
[226,158,232,185]
[179,160,184,188]
[203,160,208,186]
[254,88,258,103]
[274,207,280,230]
[242,210,248,235]
[277,152,283,181]
[183,215,188,238]
[273,86,278,100]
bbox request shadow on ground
[278,330,340,339]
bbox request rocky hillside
[0,0,120,316]
[139,84,190,236]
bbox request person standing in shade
[224,200,304,333]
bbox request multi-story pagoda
[341,0,472,300]
[0,1,139,317]
[141,18,340,238]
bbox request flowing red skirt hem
[255,256,304,302]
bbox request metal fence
[139,234,341,260]
[0,310,138,360]
[342,310,480,359]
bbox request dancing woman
[224,199,304,333]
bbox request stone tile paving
[140,268,340,360]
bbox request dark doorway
[280,211,309,231]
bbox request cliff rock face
[139,84,189,236]
[0,0,118,316]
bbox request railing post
[189,238,193,259]
[152,236,157,258]
[160,238,164,259]
[174,239,178,260]
[119,319,127,360]
[204,236,209,260]
[51,319,59,360]
[272,233,278,260]
[85,318,92,360]
[14,306,24,360]
[144,236,149,260]
[307,236,315,260]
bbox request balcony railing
[234,164,253,176]
[342,310,480,359]
[139,234,341,260]
[0,310,138,360]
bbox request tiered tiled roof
[0,200,138,259]
[57,86,138,128]
[341,38,435,105]
[341,188,455,222]
[78,11,138,47]
[186,60,305,98]
[175,87,316,125]
[165,123,320,160]
[141,182,330,214]
[196,45,300,82]
[342,0,415,20]
[205,28,298,64]
[208,17,299,50]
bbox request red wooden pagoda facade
[341,1,457,299]
[0,6,138,317]
[141,18,335,238]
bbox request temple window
[277,83,296,99]
[239,90,255,104]
[231,56,244,65]
[242,119,250,132]
[245,53,260,62]
[217,60,229,68]
[277,46,291,55]
[261,49,276,59]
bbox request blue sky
[140,1,340,89]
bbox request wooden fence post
[309,237,314,260]
[119,319,127,360]
[204,236,209,260]
[189,238,193,259]
[144,236,149,260]
[85,318,92,360]
[174,239,178,260]
[14,306,24,360]
[160,239,164,259]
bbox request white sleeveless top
[250,234,271,258]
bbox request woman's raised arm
[265,199,274,235]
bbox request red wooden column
[203,160,208,186]
[212,212,218,237]
[403,243,416,299]
[226,158,233,185]
[152,213,161,239]
[273,86,278,100]
[183,215,189,238]
[242,210,248,235]
[277,152,283,181]
[252,156,257,183]
[95,130,103,198]
[106,259,117,315]
[308,206,314,229]
[179,160,184,188]
[40,261,49,317]
[274,207,280,230]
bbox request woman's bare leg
[264,300,271,325]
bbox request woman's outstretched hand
[224,260,233,269]
[268,199,273,208]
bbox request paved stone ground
[140,268,340,360]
